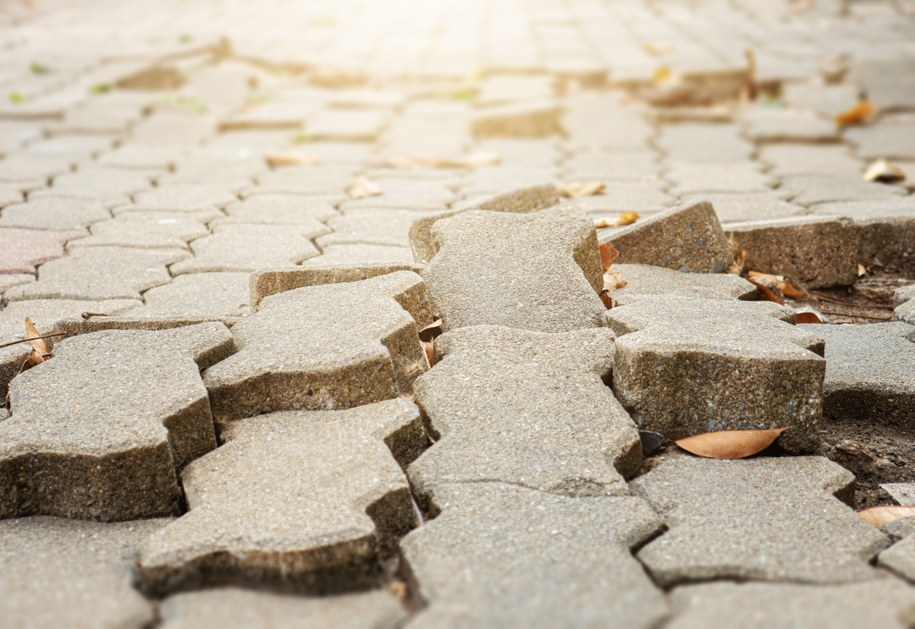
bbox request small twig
[0,332,65,350]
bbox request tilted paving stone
[205,271,428,419]
[4,248,185,301]
[471,100,562,138]
[409,325,641,503]
[0,197,111,231]
[139,398,424,594]
[633,455,889,585]
[67,216,208,251]
[422,206,605,333]
[170,224,321,274]
[0,323,234,520]
[610,264,758,305]
[808,322,915,426]
[401,483,669,628]
[679,191,805,224]
[601,201,734,273]
[0,227,84,273]
[780,174,906,206]
[667,580,915,629]
[606,296,825,451]
[880,535,915,584]
[160,588,408,629]
[0,517,169,628]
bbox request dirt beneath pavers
[788,269,913,325]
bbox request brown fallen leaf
[747,271,807,302]
[418,319,443,343]
[599,290,613,309]
[675,427,789,459]
[603,269,627,293]
[746,274,784,304]
[593,212,639,229]
[836,100,875,128]
[726,248,749,275]
[559,181,606,198]
[24,317,48,357]
[266,151,320,168]
[864,159,906,184]
[347,176,382,200]
[794,306,826,324]
[598,242,619,272]
[858,505,915,527]
[422,341,436,368]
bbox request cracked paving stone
[471,100,562,138]
[780,174,906,206]
[610,264,757,305]
[4,248,185,301]
[409,325,641,503]
[0,197,111,231]
[160,588,408,629]
[423,206,604,333]
[606,296,825,452]
[679,192,804,224]
[204,271,428,419]
[601,201,734,273]
[0,227,84,273]
[400,483,669,628]
[0,517,169,628]
[0,323,234,520]
[138,398,424,594]
[808,322,915,426]
[633,455,889,585]
[668,580,915,629]
[170,224,321,274]
[67,216,208,251]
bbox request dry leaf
[26,348,44,368]
[858,505,915,526]
[266,151,320,168]
[857,263,867,277]
[598,242,619,272]
[347,176,382,200]
[794,307,825,324]
[746,274,784,304]
[652,66,673,85]
[726,248,749,275]
[864,159,906,184]
[675,427,789,459]
[836,100,875,127]
[422,341,436,368]
[748,272,807,301]
[599,290,613,309]
[418,319,443,343]
[603,270,627,292]
[559,181,606,197]
[24,317,48,357]
[593,212,639,229]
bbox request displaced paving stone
[633,455,888,585]
[410,325,641,502]
[668,580,915,629]
[160,588,408,629]
[879,535,915,583]
[0,227,84,273]
[423,206,604,333]
[602,201,734,273]
[205,271,428,418]
[0,323,234,520]
[401,483,669,628]
[679,191,804,224]
[809,322,915,426]
[471,100,561,138]
[847,123,915,161]
[0,197,111,231]
[171,224,321,274]
[610,264,757,305]
[606,296,825,451]
[68,216,208,251]
[139,399,423,594]
[780,174,906,206]
[0,517,168,628]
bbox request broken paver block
[139,399,424,594]
[633,455,889,585]
[0,227,84,272]
[423,206,604,333]
[610,264,757,305]
[401,483,669,627]
[726,216,858,288]
[601,201,734,273]
[205,271,428,419]
[471,99,561,138]
[606,296,825,452]
[409,184,560,264]
[0,517,169,628]
[880,536,915,583]
[160,588,408,629]
[170,224,321,274]
[409,325,641,504]
[668,580,915,629]
[0,323,235,521]
[808,323,915,426]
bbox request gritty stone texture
[139,399,424,594]
[423,206,604,333]
[0,227,84,273]
[897,285,915,325]
[601,201,734,273]
[668,580,915,629]
[0,517,169,629]
[0,197,111,230]
[633,455,888,585]
[215,193,337,230]
[307,244,415,267]
[679,192,805,224]
[846,123,915,161]
[171,224,321,274]
[401,483,669,628]
[121,184,238,214]
[320,209,430,248]
[160,589,408,629]
[204,271,428,419]
[610,264,758,305]
[809,323,915,426]
[410,326,641,504]
[607,296,825,452]
[69,216,208,251]
[120,273,251,322]
[0,323,234,521]
[880,536,915,583]
[471,100,561,138]
[781,174,906,206]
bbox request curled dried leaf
[422,341,436,368]
[858,505,915,527]
[603,270,627,293]
[418,319,443,343]
[347,176,383,200]
[864,159,906,184]
[599,290,613,309]
[593,212,639,229]
[747,274,784,304]
[598,242,619,272]
[675,427,788,459]
[794,307,826,324]
[747,272,807,301]
[266,151,319,168]
[726,248,749,275]
[559,181,606,197]
[24,317,48,356]
[836,100,875,128]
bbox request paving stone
[475,138,560,167]
[401,483,669,628]
[160,588,408,629]
[338,185,454,212]
[562,150,662,182]
[809,322,915,426]
[252,166,356,197]
[610,264,757,305]
[319,209,432,248]
[880,535,915,583]
[204,271,428,419]
[476,75,555,106]
[0,273,33,295]
[667,162,774,195]
[24,134,114,160]
[0,323,234,520]
[563,94,652,151]
[606,296,825,451]
[139,398,424,594]
[471,100,561,138]
[4,248,184,301]
[668,580,915,629]
[659,123,754,164]
[744,107,840,143]
[567,182,673,213]
[410,325,641,502]
[214,193,337,230]
[0,155,73,188]
[897,284,915,325]
[633,455,888,585]
[780,174,906,206]
[423,206,604,333]
[679,191,805,223]
[601,201,733,273]
[0,197,111,230]
[459,164,557,196]
[782,82,861,118]
[847,123,915,161]
[759,144,863,178]
[306,109,389,141]
[96,145,177,171]
[306,245,416,267]
[0,227,84,273]
[119,184,238,214]
[30,168,153,207]
[0,517,168,628]
[68,216,208,251]
[120,273,251,322]
[170,224,320,274]
[0,185,23,208]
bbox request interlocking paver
[759,144,863,178]
[119,184,238,214]
[679,191,804,224]
[471,100,561,138]
[139,399,423,594]
[659,123,753,164]
[306,108,389,141]
[319,209,430,248]
[610,263,757,305]
[214,193,337,229]
[67,216,207,251]
[0,227,84,273]
[847,123,915,161]
[744,107,839,143]
[666,162,774,195]
[121,273,251,322]
[780,174,906,206]
[567,182,672,213]
[0,323,233,520]
[170,224,321,274]
[0,197,111,231]
[307,244,415,266]
[29,168,152,207]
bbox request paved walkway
[1,0,915,626]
